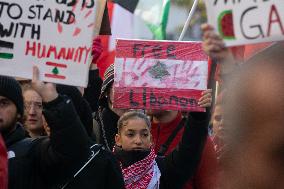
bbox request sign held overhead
[114,39,209,112]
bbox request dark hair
[117,111,151,134]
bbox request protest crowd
[1,0,284,189]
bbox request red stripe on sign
[46,62,67,68]
[113,86,205,112]
[45,74,66,80]
[116,39,208,61]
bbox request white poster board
[0,0,106,87]
[204,0,284,46]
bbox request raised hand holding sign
[114,39,209,112]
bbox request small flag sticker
[0,40,14,60]
[45,62,67,80]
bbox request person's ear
[115,134,122,147]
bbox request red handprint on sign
[57,0,96,37]
[117,58,152,87]
[165,60,201,88]
[115,58,206,90]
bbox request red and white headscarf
[121,148,161,189]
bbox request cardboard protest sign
[113,39,208,112]
[0,0,106,87]
[204,0,284,46]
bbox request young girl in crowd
[113,111,209,189]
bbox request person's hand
[92,37,103,64]
[32,66,58,102]
[90,37,103,70]
[201,24,233,61]
[198,89,212,108]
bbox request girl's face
[115,118,152,151]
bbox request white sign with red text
[0,0,106,87]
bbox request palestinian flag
[0,40,14,60]
[97,2,134,78]
[113,0,170,40]
[99,2,112,35]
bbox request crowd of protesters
[0,18,284,189]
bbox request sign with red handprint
[114,39,208,111]
[0,0,106,87]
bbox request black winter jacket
[45,96,125,189]
[157,112,209,189]
[83,69,102,112]
[84,69,119,150]
[53,144,125,189]
[115,112,209,189]
[95,107,119,150]
[4,96,90,189]
[4,95,125,189]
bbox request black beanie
[0,75,24,117]
[56,85,94,139]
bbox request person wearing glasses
[22,83,48,138]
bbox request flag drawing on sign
[45,62,67,80]
[148,61,170,80]
[113,0,170,39]
[115,57,207,89]
[0,40,14,60]
[114,39,209,112]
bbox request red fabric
[207,58,213,82]
[230,46,245,62]
[151,113,184,155]
[97,2,115,78]
[243,42,272,60]
[151,113,218,189]
[121,148,157,189]
[229,42,273,62]
[183,138,218,189]
[0,135,7,189]
[215,43,272,83]
[92,37,103,64]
